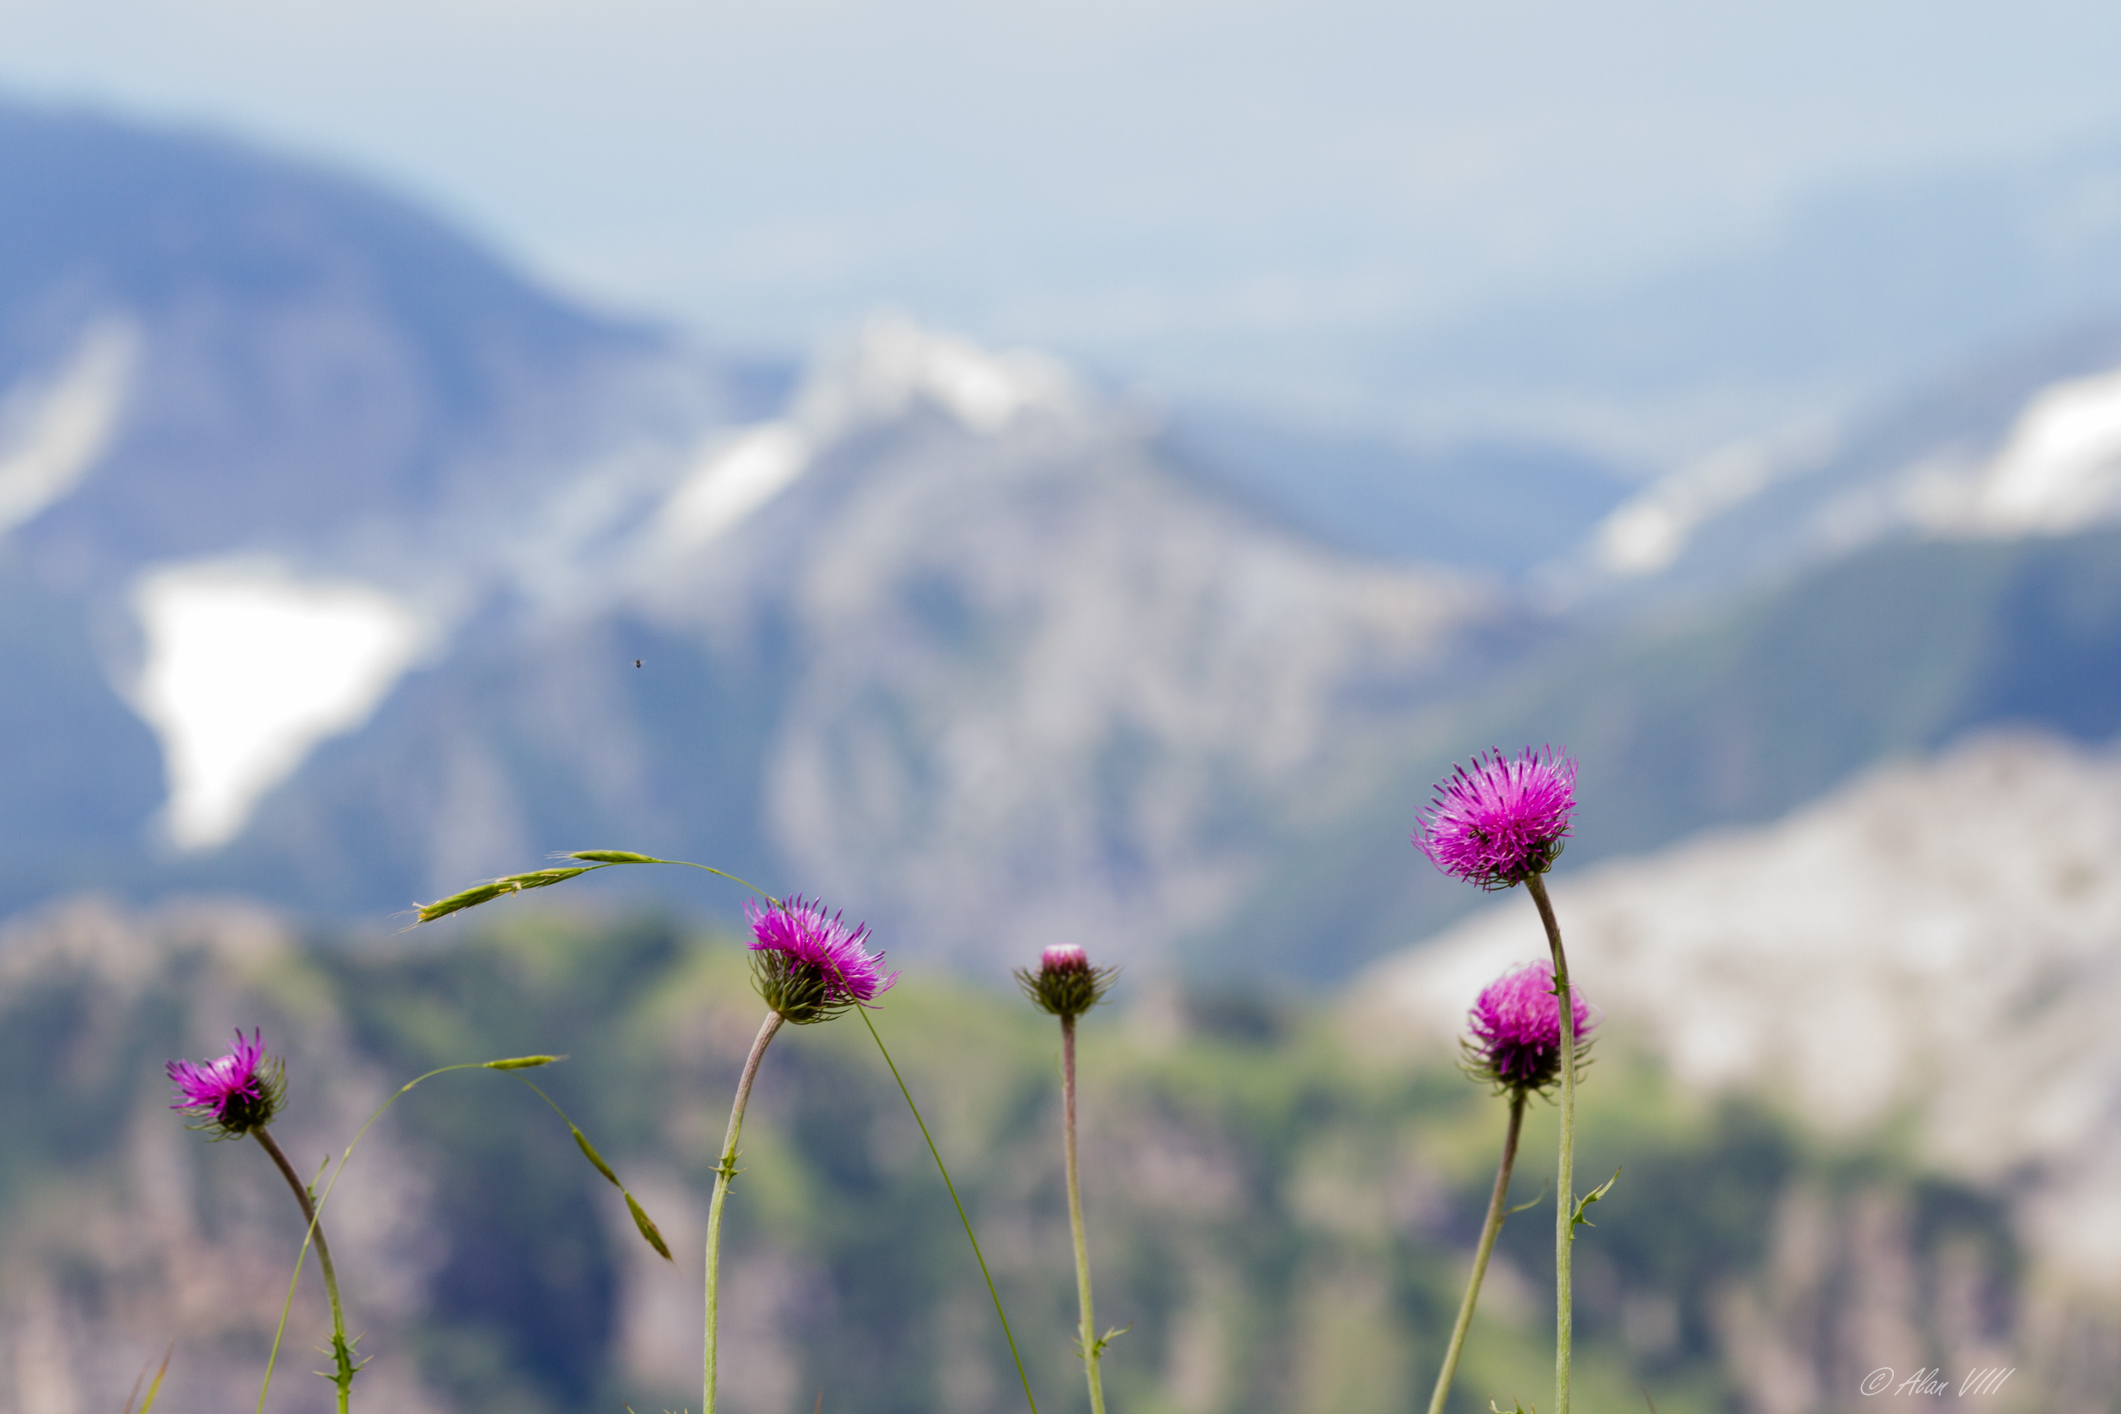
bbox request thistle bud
[1461,962,1595,1096]
[1015,944,1118,1019]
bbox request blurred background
[3,1,2120,1409]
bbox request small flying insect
[634,659,642,668]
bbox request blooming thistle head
[167,1029,285,1140]
[1415,746,1577,890]
[747,896,897,1024]
[1462,962,1596,1096]
[1015,944,1118,1019]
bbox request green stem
[254,1128,354,1414]
[1425,1090,1527,1414]
[706,1010,784,1414]
[257,1060,500,1413]
[1525,872,1576,1414]
[859,1007,1039,1414]
[255,1058,562,1414]
[648,857,777,898]
[1061,1016,1106,1414]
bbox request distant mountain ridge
[0,98,777,886]
[1554,315,2121,610]
[0,100,1532,963]
[1194,526,2121,980]
[1374,138,2121,459]
[0,102,779,589]
[4,98,2121,990]
[206,316,1517,968]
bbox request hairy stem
[706,1010,785,1414]
[254,1128,354,1414]
[1425,1090,1527,1414]
[1062,1016,1107,1414]
[1526,872,1576,1414]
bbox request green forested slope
[0,903,2035,1413]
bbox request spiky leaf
[1571,1165,1621,1236]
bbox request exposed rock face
[656,319,1501,970]
[209,316,1510,971]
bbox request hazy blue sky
[6,0,2121,429]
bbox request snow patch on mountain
[0,319,137,539]
[1591,439,1784,575]
[796,313,1081,438]
[128,561,428,849]
[1968,363,2121,533]
[1357,731,2121,1289]
[647,314,1082,566]
[1563,347,2121,601]
[618,318,1513,968]
[660,424,809,552]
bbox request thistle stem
[1060,1015,1107,1414]
[706,1010,785,1414]
[254,1128,354,1414]
[1525,872,1576,1414]
[1425,1090,1527,1414]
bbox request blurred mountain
[7,97,2121,994]
[0,897,2061,1414]
[1198,526,2121,979]
[0,98,784,892]
[0,102,784,593]
[1155,410,1634,573]
[205,317,1520,967]
[0,100,1534,964]
[1552,318,2121,609]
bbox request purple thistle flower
[746,895,897,1024]
[1463,962,1595,1095]
[167,1029,284,1139]
[1415,746,1577,890]
[1015,943,1118,1018]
